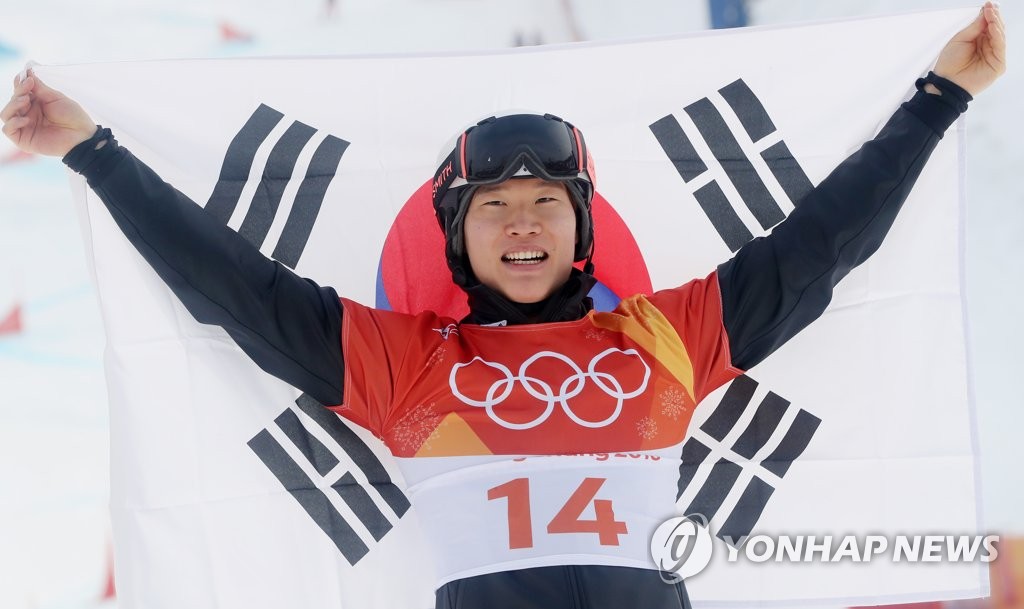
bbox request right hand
[933,1,1007,97]
[1,71,97,157]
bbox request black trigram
[650,79,814,252]
[676,375,820,546]
[248,393,410,565]
[205,104,350,268]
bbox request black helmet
[431,113,596,286]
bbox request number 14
[487,477,628,550]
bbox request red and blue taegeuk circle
[376,180,652,318]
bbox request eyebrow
[475,180,563,196]
[474,184,505,196]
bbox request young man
[1,5,1006,608]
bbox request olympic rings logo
[448,349,651,430]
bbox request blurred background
[0,1,1019,607]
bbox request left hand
[933,1,1007,96]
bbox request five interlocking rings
[448,349,651,430]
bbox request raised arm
[2,73,346,406]
[719,3,1006,370]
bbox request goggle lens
[462,114,582,183]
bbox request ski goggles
[431,113,592,210]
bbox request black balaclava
[461,268,597,326]
[452,181,597,326]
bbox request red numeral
[487,478,533,549]
[547,477,628,546]
[487,477,628,549]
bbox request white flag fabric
[41,8,987,608]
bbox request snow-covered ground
[0,1,1019,607]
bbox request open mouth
[501,251,549,265]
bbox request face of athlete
[463,177,577,304]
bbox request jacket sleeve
[718,84,969,371]
[64,130,345,406]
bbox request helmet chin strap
[582,231,595,276]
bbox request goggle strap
[458,132,469,180]
[431,149,459,209]
[572,126,585,174]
